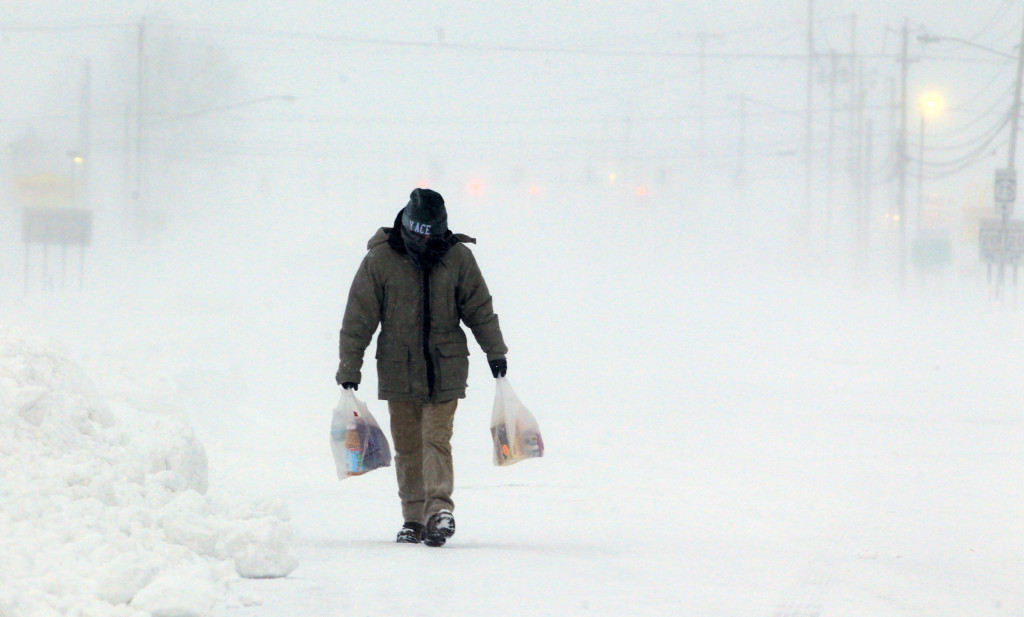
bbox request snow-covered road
[3,212,1022,616]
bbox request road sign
[22,207,92,246]
[20,207,93,293]
[995,168,1017,219]
[979,218,1024,263]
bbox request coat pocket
[375,344,410,393]
[435,341,470,391]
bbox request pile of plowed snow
[0,326,296,617]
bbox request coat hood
[367,227,392,250]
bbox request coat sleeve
[337,253,383,384]
[457,249,508,360]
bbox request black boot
[424,510,455,547]
[396,522,425,544]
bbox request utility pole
[897,19,909,290]
[862,117,874,260]
[805,0,815,238]
[827,49,837,253]
[676,30,722,211]
[697,31,708,212]
[134,18,146,236]
[917,108,926,233]
[699,31,708,185]
[996,13,1024,298]
[887,76,897,227]
[124,103,132,217]
[729,94,749,236]
[849,15,862,262]
[854,63,867,261]
[620,112,632,173]
[1007,15,1024,177]
[736,95,747,188]
[679,31,721,209]
[848,14,858,185]
[78,59,91,210]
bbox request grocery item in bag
[330,389,392,479]
[490,377,544,466]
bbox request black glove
[335,367,357,390]
[488,358,507,378]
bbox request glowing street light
[920,91,945,119]
[67,149,84,206]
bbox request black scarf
[387,209,455,270]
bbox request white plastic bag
[330,389,391,479]
[490,377,544,466]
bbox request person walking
[336,187,508,547]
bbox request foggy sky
[1,0,1020,287]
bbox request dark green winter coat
[337,224,508,403]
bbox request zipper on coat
[422,267,435,397]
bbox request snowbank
[0,326,297,617]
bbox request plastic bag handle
[338,388,359,416]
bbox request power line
[920,139,1007,180]
[912,113,1010,170]
[1,17,1013,66]
[919,108,1013,153]
[0,21,133,32]
[925,74,1015,143]
[113,17,906,62]
[967,0,1017,43]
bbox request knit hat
[401,188,447,237]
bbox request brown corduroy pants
[387,399,458,524]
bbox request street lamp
[917,91,945,232]
[918,30,1023,213]
[920,25,1024,299]
[917,33,1017,60]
